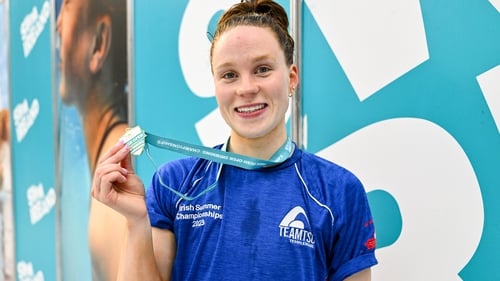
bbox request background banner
[9,0,57,280]
[54,0,129,280]
[303,0,500,279]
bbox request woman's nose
[236,75,259,96]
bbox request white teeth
[236,104,265,113]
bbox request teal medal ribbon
[145,132,294,169]
[120,126,295,200]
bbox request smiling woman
[91,1,377,281]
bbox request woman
[92,1,377,280]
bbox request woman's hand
[91,141,148,222]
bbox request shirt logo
[279,206,315,249]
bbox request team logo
[279,206,315,249]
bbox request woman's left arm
[345,268,371,281]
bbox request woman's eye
[222,72,236,79]
[256,66,271,74]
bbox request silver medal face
[120,126,146,156]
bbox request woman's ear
[289,64,299,91]
[89,15,112,73]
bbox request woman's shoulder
[296,148,363,188]
[298,148,354,172]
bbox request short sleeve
[329,174,378,281]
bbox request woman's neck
[228,129,288,160]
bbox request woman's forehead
[215,25,278,49]
[212,26,282,63]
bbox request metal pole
[290,0,303,148]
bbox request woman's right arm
[117,214,176,281]
[92,141,176,281]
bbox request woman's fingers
[98,141,130,166]
[92,141,131,203]
[120,150,134,172]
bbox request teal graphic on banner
[9,0,57,280]
[302,0,500,280]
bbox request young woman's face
[211,25,298,141]
[56,0,93,106]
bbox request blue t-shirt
[147,145,377,281]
